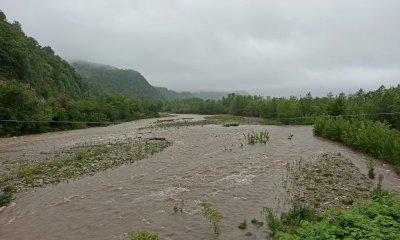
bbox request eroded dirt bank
[0,115,399,240]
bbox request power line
[0,119,125,124]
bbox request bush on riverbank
[267,190,400,239]
[313,117,400,173]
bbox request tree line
[163,85,400,129]
[0,80,160,136]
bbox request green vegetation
[163,86,400,129]
[238,220,247,230]
[0,192,12,207]
[265,203,320,236]
[0,12,162,137]
[267,189,400,239]
[0,139,172,192]
[0,12,91,99]
[314,117,400,173]
[250,218,264,228]
[222,122,239,127]
[246,130,269,145]
[129,230,159,240]
[0,80,161,137]
[199,202,223,234]
[368,160,376,179]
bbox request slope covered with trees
[72,61,163,100]
[0,10,160,137]
[0,12,91,99]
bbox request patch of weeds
[0,184,14,207]
[238,220,247,230]
[371,174,390,198]
[367,159,375,179]
[129,230,159,240]
[280,203,319,226]
[0,192,12,207]
[75,151,89,161]
[341,196,355,205]
[250,218,264,228]
[0,139,172,192]
[267,190,400,239]
[288,133,294,140]
[246,130,269,145]
[223,122,239,127]
[264,208,284,236]
[199,202,223,234]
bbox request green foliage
[238,220,247,230]
[222,122,239,127]
[280,203,320,226]
[0,16,91,98]
[0,81,161,137]
[0,14,162,137]
[247,130,269,145]
[129,231,159,240]
[367,159,376,179]
[269,193,400,240]
[199,202,223,234]
[314,117,400,172]
[250,218,264,228]
[163,86,400,130]
[265,208,285,236]
[0,183,14,206]
[0,192,12,206]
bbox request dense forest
[0,10,160,137]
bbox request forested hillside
[72,61,163,100]
[0,12,91,99]
[0,10,160,137]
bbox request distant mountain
[0,13,91,98]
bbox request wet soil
[0,114,399,240]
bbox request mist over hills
[72,61,249,101]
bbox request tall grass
[314,117,400,173]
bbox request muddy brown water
[0,115,399,240]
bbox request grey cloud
[2,0,399,96]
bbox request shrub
[129,231,159,240]
[199,202,223,234]
[266,192,400,239]
[238,220,247,230]
[314,117,400,172]
[246,130,269,145]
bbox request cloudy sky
[2,0,400,96]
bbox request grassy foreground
[267,190,400,239]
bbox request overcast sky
[2,0,400,96]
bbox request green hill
[72,61,164,100]
[0,12,91,99]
